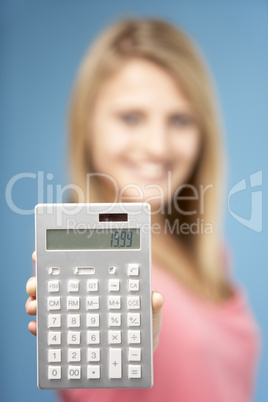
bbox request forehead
[95,58,192,111]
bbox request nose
[142,120,170,160]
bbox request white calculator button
[127,313,141,327]
[128,279,140,292]
[48,280,60,292]
[48,331,61,345]
[128,264,139,276]
[87,348,100,362]
[109,348,122,379]
[86,296,100,310]
[128,330,141,344]
[48,314,61,328]
[74,266,95,275]
[48,349,61,362]
[128,365,141,379]
[87,314,100,327]
[48,366,61,379]
[87,331,100,344]
[108,296,121,310]
[68,349,81,362]
[108,313,121,327]
[67,296,80,310]
[67,331,80,345]
[108,330,122,344]
[87,365,100,379]
[48,267,60,275]
[47,297,61,311]
[108,279,120,292]
[127,296,140,310]
[87,279,99,292]
[67,314,80,328]
[68,365,81,380]
[128,348,141,361]
[68,280,79,292]
[108,266,117,274]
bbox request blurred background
[1,1,267,401]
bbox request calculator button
[87,331,100,344]
[128,365,141,379]
[47,297,61,310]
[108,296,121,310]
[128,330,141,344]
[87,348,100,362]
[48,349,61,362]
[127,313,141,327]
[48,314,61,328]
[128,264,139,276]
[48,331,61,345]
[109,348,122,379]
[48,267,60,275]
[108,313,121,327]
[67,314,80,328]
[108,330,122,344]
[108,279,120,292]
[68,280,79,292]
[67,296,80,310]
[127,296,140,310]
[128,279,140,292]
[128,348,141,361]
[87,279,99,292]
[67,331,80,345]
[74,266,95,275]
[48,366,61,379]
[87,314,100,327]
[68,365,81,380]
[108,266,117,274]
[48,280,60,292]
[86,296,100,310]
[87,365,100,379]
[68,349,81,362]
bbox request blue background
[1,1,267,401]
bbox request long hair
[69,18,229,300]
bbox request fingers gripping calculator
[35,203,153,389]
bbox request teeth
[138,163,166,178]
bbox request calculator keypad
[43,263,149,387]
[38,253,152,390]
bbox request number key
[87,348,100,362]
[48,331,61,345]
[67,331,80,345]
[68,348,81,362]
[48,314,61,328]
[67,314,80,328]
[48,349,61,362]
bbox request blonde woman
[26,18,260,402]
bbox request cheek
[90,120,132,170]
[172,131,201,164]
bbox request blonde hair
[69,18,229,300]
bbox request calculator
[35,203,153,389]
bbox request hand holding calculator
[35,203,153,389]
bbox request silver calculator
[35,203,153,389]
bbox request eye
[118,112,142,126]
[169,114,195,128]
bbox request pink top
[58,247,260,402]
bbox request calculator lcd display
[46,229,140,250]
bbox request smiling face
[89,58,202,210]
